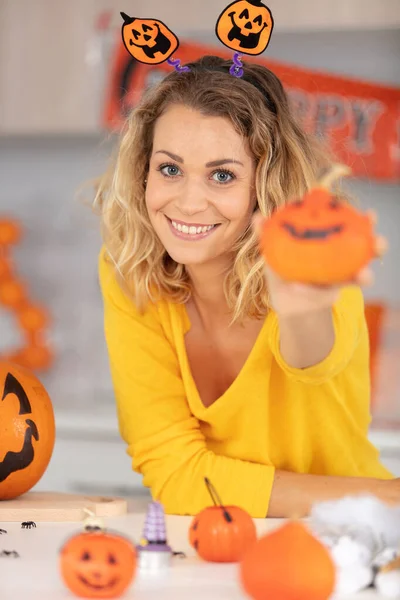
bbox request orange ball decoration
[240,520,336,600]
[60,530,137,598]
[259,165,376,285]
[17,344,54,371]
[0,279,26,308]
[17,304,49,332]
[0,220,22,246]
[189,478,257,563]
[0,257,12,282]
[0,361,55,499]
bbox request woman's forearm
[267,470,393,518]
[278,307,335,369]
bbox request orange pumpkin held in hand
[216,0,274,55]
[60,529,137,599]
[120,12,179,65]
[259,165,377,285]
[0,362,55,499]
[240,520,336,600]
[188,477,257,563]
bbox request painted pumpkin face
[259,186,376,285]
[120,12,179,65]
[216,0,274,55]
[60,531,137,599]
[0,362,55,500]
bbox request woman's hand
[253,210,387,318]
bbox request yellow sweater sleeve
[268,285,366,384]
[98,250,275,517]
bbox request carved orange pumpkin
[188,478,257,563]
[120,12,179,65]
[259,165,376,284]
[216,0,274,55]
[60,530,137,598]
[0,362,55,499]
[240,520,336,600]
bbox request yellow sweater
[99,250,392,518]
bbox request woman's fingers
[354,267,374,287]
[375,235,388,258]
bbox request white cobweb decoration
[308,495,400,597]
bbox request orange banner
[104,40,400,182]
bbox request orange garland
[0,219,53,371]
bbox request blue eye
[159,164,181,177]
[212,170,234,184]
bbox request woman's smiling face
[146,103,257,267]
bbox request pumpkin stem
[204,478,233,523]
[380,556,400,573]
[83,508,105,532]
[317,163,351,190]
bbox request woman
[95,56,397,518]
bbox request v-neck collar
[177,302,269,415]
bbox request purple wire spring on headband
[229,53,244,78]
[167,54,244,77]
[167,57,191,73]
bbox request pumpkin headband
[120,0,274,78]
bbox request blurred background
[0,0,399,499]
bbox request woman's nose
[176,179,209,215]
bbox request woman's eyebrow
[206,159,244,168]
[155,150,244,168]
[155,150,183,162]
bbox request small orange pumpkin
[240,520,336,600]
[120,12,179,65]
[188,478,257,563]
[216,0,274,55]
[0,362,55,499]
[60,529,137,598]
[259,165,376,284]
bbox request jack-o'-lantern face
[216,0,274,55]
[120,12,179,65]
[60,531,137,599]
[259,186,376,284]
[0,363,55,500]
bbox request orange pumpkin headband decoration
[216,0,274,77]
[120,12,189,72]
[259,164,378,285]
[120,1,274,78]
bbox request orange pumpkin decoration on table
[259,164,377,284]
[240,520,336,600]
[189,477,257,563]
[120,12,179,65]
[0,361,55,500]
[216,0,274,55]
[60,521,137,599]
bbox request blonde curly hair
[94,55,334,324]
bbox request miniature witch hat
[138,501,172,550]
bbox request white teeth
[171,220,215,236]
